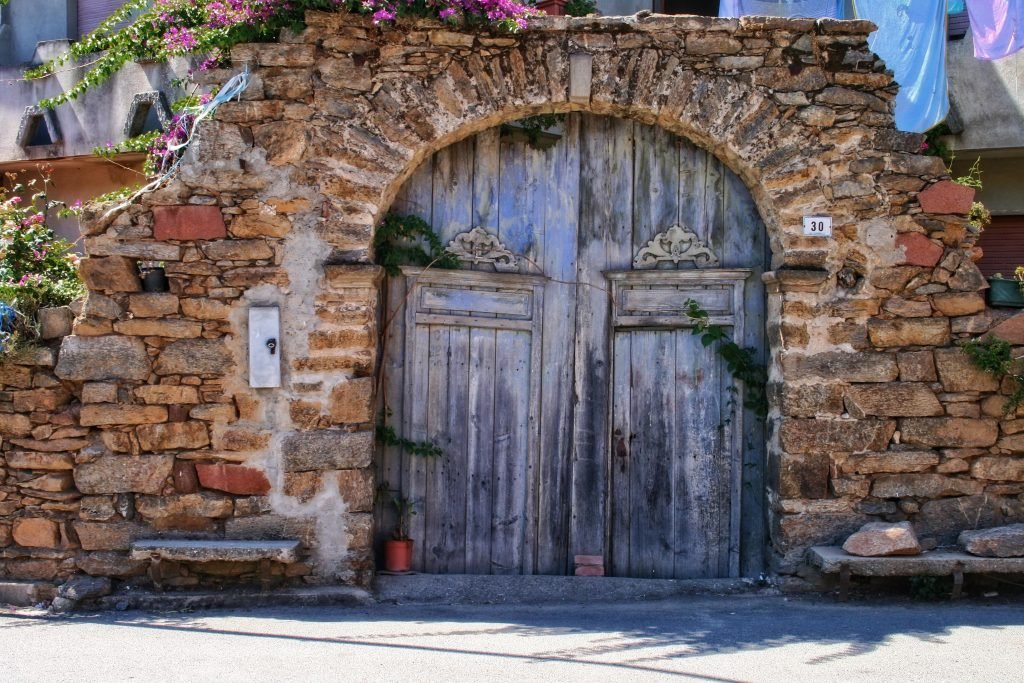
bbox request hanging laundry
[967,0,1024,60]
[948,0,965,13]
[717,0,846,18]
[853,0,949,133]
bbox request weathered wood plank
[536,112,581,574]
[570,114,634,561]
[491,329,532,574]
[496,134,546,267]
[441,326,471,574]
[392,155,433,220]
[633,123,680,260]
[609,332,632,576]
[465,327,496,573]
[677,139,709,243]
[423,325,451,573]
[377,274,407,551]
[628,330,676,578]
[403,312,431,571]
[432,139,475,244]
[473,128,501,230]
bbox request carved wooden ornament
[446,227,519,272]
[633,224,720,269]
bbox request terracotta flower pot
[536,0,568,15]
[384,538,414,572]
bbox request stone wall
[3,11,1023,594]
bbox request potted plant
[384,494,416,573]
[138,260,168,292]
[987,268,1024,308]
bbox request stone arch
[60,11,981,588]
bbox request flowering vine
[15,0,539,109]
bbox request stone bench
[808,546,1024,600]
[130,539,302,591]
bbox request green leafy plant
[683,298,769,418]
[0,174,85,358]
[921,123,952,166]
[501,114,565,148]
[376,482,418,540]
[376,424,443,458]
[372,213,460,276]
[954,157,984,190]
[968,201,991,232]
[961,335,1024,414]
[909,575,947,601]
[564,0,597,16]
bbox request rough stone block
[934,348,1001,393]
[776,452,830,499]
[114,318,203,338]
[153,205,227,241]
[985,312,1024,345]
[895,232,943,267]
[73,521,146,551]
[136,492,234,520]
[135,385,201,405]
[79,256,142,292]
[80,404,168,426]
[5,451,74,470]
[842,521,921,557]
[779,419,895,454]
[901,418,998,448]
[844,383,942,418]
[154,339,234,375]
[897,351,936,382]
[282,430,374,472]
[931,292,986,317]
[0,413,32,436]
[959,524,1024,558]
[181,298,232,320]
[230,213,291,238]
[12,517,60,548]
[329,377,375,424]
[202,239,274,261]
[74,455,175,494]
[972,457,1024,481]
[196,463,271,495]
[781,352,898,383]
[776,383,846,417]
[136,422,210,451]
[56,335,151,381]
[871,474,982,498]
[867,318,950,348]
[917,179,975,215]
[129,293,180,317]
[843,450,939,474]
[334,469,374,512]
[38,306,74,339]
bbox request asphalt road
[2,595,1022,682]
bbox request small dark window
[948,11,970,41]
[26,116,54,147]
[130,102,164,136]
[661,0,719,15]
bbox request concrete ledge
[374,574,767,605]
[809,546,1024,576]
[129,539,301,564]
[92,585,373,612]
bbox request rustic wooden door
[380,114,768,578]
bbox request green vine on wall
[961,336,1024,414]
[683,299,769,419]
[372,213,460,276]
[376,424,444,458]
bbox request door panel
[381,113,768,577]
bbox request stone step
[93,585,373,612]
[374,574,768,605]
[129,539,301,563]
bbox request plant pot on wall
[384,539,414,573]
[139,262,169,293]
[536,0,568,15]
[988,277,1024,308]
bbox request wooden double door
[379,115,768,578]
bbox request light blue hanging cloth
[718,0,846,17]
[948,0,965,14]
[853,0,949,133]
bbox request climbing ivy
[376,424,443,458]
[683,299,769,419]
[372,213,460,276]
[961,335,1024,415]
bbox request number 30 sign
[802,215,832,237]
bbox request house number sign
[802,215,832,237]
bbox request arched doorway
[379,114,768,578]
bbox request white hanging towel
[718,0,846,18]
[967,0,1024,60]
[854,0,950,133]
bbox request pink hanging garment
[968,0,1024,60]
